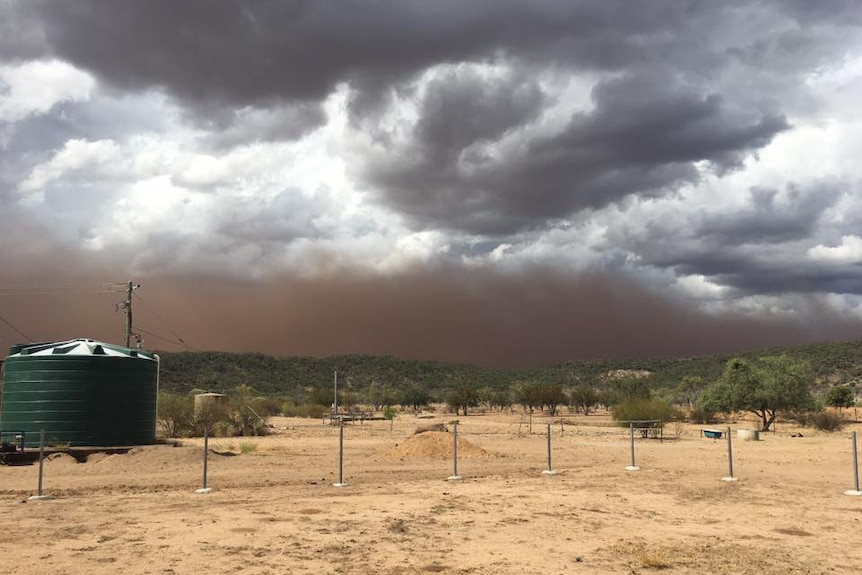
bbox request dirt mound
[383,431,488,459]
[44,453,79,467]
[414,423,448,434]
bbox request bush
[792,410,814,427]
[688,406,717,425]
[612,398,683,424]
[810,411,845,432]
[612,398,682,439]
[281,402,327,419]
[157,393,195,437]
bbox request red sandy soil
[2,412,861,574]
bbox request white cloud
[808,235,862,264]
[674,274,729,299]
[18,138,124,197]
[0,60,95,122]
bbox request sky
[2,0,862,368]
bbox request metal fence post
[626,423,640,471]
[448,422,462,481]
[195,426,212,493]
[722,426,738,482]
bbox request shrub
[810,411,845,432]
[612,398,682,439]
[688,406,716,425]
[300,403,327,418]
[612,398,683,424]
[792,410,814,427]
[282,402,327,419]
[157,393,195,438]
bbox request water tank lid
[8,338,157,360]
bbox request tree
[477,387,511,412]
[825,385,856,410]
[538,384,567,416]
[606,377,651,407]
[700,356,815,431]
[513,381,541,413]
[308,386,334,407]
[364,382,399,410]
[677,375,706,409]
[446,386,479,416]
[569,384,598,415]
[401,384,431,411]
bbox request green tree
[446,386,479,416]
[607,377,651,407]
[825,385,856,410]
[401,384,431,411]
[364,382,400,410]
[569,384,598,415]
[700,356,815,431]
[677,375,706,409]
[513,381,541,413]
[538,384,567,416]
[308,386,334,407]
[477,386,511,412]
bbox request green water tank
[0,339,159,447]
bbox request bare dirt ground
[2,411,862,574]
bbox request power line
[0,280,199,351]
[0,287,96,296]
[0,313,35,343]
[133,292,197,350]
[132,326,197,351]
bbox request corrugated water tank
[0,339,159,447]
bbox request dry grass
[639,550,673,569]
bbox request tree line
[148,340,862,436]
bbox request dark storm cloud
[0,1,46,62]
[9,1,839,115]
[13,0,569,112]
[696,184,843,246]
[415,70,547,163]
[201,102,326,150]
[5,0,856,115]
[689,183,842,250]
[369,72,789,234]
[626,181,861,295]
[2,0,862,364]
[4,0,855,232]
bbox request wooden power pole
[122,281,139,348]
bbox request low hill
[154,339,862,399]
